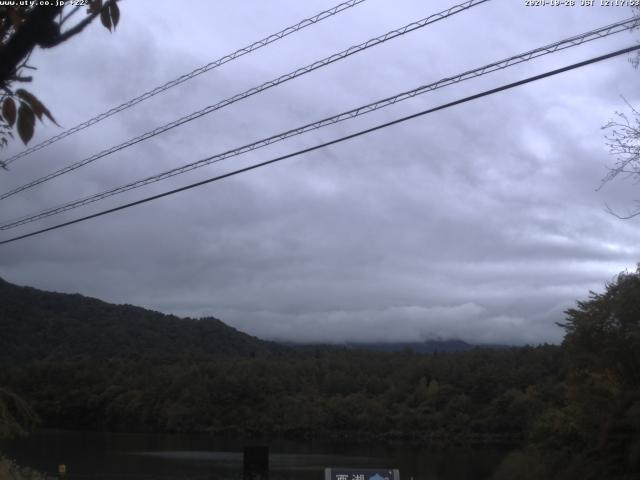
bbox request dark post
[243,445,269,480]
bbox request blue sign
[324,468,400,480]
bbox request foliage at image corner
[600,5,640,218]
[0,0,121,155]
[0,456,47,480]
[0,388,42,479]
[0,387,38,441]
[492,266,640,480]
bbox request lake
[0,430,511,480]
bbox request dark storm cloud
[1,0,639,345]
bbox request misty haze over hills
[0,277,512,362]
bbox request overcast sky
[1,0,639,345]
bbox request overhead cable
[1,44,638,246]
[1,0,369,166]
[0,0,491,200]
[2,16,638,230]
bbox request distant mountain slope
[283,339,511,353]
[345,340,510,353]
[0,278,281,362]
[345,340,477,353]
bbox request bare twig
[604,202,640,220]
[600,96,640,190]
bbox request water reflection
[0,430,510,479]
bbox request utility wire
[1,0,368,167]
[2,16,638,230]
[1,45,638,246]
[0,0,491,201]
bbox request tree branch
[605,202,640,220]
[59,5,81,26]
[10,75,31,82]
[0,5,63,86]
[50,0,117,47]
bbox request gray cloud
[1,0,639,346]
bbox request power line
[0,0,368,167]
[0,0,491,201]
[2,16,638,230]
[1,44,637,247]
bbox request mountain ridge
[0,277,510,362]
[0,277,281,361]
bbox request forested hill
[2,269,639,478]
[0,277,281,361]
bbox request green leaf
[2,97,16,127]
[17,102,35,145]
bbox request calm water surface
[1,430,510,480]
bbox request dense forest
[0,346,564,441]
[1,268,639,479]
